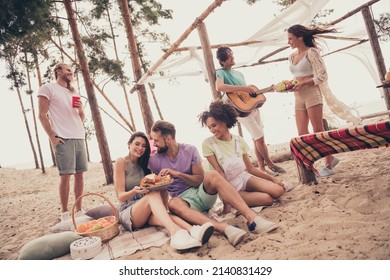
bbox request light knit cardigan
[306,47,361,125]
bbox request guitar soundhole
[249,92,257,98]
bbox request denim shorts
[54,139,88,175]
[118,194,144,231]
[178,184,217,213]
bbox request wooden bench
[289,120,390,184]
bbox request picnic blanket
[290,120,390,171]
[56,226,170,260]
[55,200,264,260]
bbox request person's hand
[134,186,149,195]
[292,82,303,92]
[50,135,64,147]
[222,203,232,215]
[159,168,179,178]
[272,178,284,187]
[244,85,255,94]
[74,99,83,109]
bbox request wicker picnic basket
[72,192,119,243]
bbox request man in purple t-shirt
[148,120,278,246]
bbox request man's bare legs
[169,196,230,234]
[73,172,84,212]
[59,174,71,213]
[59,172,84,214]
[254,137,286,173]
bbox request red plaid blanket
[290,121,390,170]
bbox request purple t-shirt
[148,143,202,197]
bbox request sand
[1,142,390,260]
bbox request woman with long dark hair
[114,132,214,250]
[286,24,346,176]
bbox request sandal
[268,164,286,174]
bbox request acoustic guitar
[223,85,273,117]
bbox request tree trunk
[73,45,91,163]
[6,55,39,169]
[32,52,57,167]
[25,52,45,173]
[117,0,154,134]
[63,0,113,184]
[16,88,39,169]
[16,86,39,169]
[106,4,137,130]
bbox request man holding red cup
[38,63,87,222]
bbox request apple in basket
[76,217,115,233]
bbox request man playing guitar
[215,46,286,174]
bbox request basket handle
[71,192,119,230]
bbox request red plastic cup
[72,96,80,108]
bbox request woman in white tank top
[287,24,341,177]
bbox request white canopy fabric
[135,0,385,125]
[138,0,330,84]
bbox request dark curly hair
[216,46,232,67]
[128,132,151,175]
[198,100,238,129]
[287,24,337,49]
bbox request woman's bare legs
[307,104,333,168]
[130,191,181,236]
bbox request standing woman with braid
[286,24,347,177]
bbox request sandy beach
[1,140,390,260]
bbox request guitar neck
[254,85,273,95]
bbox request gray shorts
[54,139,88,175]
[179,184,217,213]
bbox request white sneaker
[248,216,278,234]
[282,180,294,192]
[75,209,86,218]
[190,222,215,244]
[329,157,340,169]
[170,229,202,250]
[318,166,335,177]
[60,211,71,222]
[224,225,246,246]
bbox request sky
[1,0,389,169]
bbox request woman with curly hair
[199,101,290,213]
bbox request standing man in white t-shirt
[38,63,87,222]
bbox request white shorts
[237,109,264,140]
[229,171,252,192]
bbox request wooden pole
[361,6,390,110]
[197,22,220,100]
[328,0,380,27]
[130,0,226,92]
